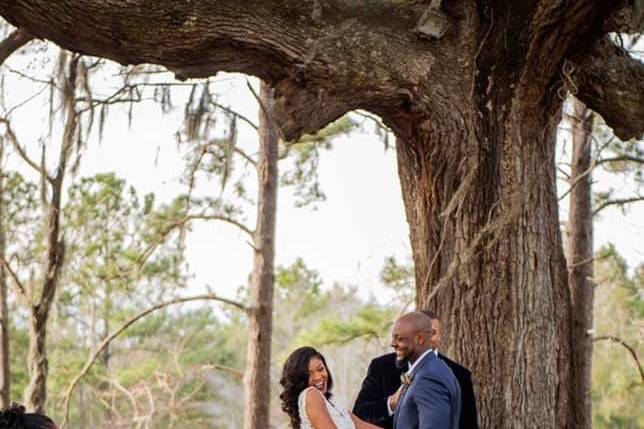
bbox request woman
[0,404,58,429]
[280,346,383,429]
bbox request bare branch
[597,155,644,166]
[201,363,244,379]
[0,118,51,181]
[186,213,254,238]
[4,82,50,117]
[557,131,614,202]
[232,146,257,168]
[124,213,253,281]
[5,66,59,88]
[197,138,257,168]
[210,101,258,131]
[0,28,34,65]
[593,335,644,384]
[59,292,247,429]
[0,253,25,296]
[100,376,139,417]
[593,195,644,215]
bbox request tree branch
[0,118,51,181]
[593,195,644,215]
[593,335,644,384]
[0,28,34,65]
[570,37,644,141]
[59,292,247,429]
[210,101,258,132]
[597,155,644,166]
[186,213,254,238]
[0,0,435,140]
[201,363,244,379]
[0,253,25,296]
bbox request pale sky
[2,50,642,306]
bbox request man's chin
[394,356,409,370]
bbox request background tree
[591,247,643,428]
[177,78,353,429]
[0,21,34,409]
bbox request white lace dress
[298,387,356,429]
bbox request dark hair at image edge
[280,346,334,429]
[0,403,57,429]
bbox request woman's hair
[0,404,57,429]
[279,346,334,429]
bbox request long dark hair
[0,403,57,429]
[279,346,334,429]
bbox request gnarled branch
[0,28,34,65]
[0,0,438,140]
[570,37,644,141]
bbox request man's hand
[387,385,405,411]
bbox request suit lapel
[393,352,436,429]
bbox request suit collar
[408,348,436,377]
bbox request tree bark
[566,98,595,429]
[1,1,642,427]
[243,82,278,429]
[0,28,34,65]
[0,138,9,408]
[395,86,572,428]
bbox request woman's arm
[350,412,385,429]
[304,388,339,429]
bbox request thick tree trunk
[567,99,595,429]
[396,88,574,428]
[0,140,9,408]
[243,82,278,429]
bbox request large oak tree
[2,1,643,428]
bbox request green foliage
[380,255,415,306]
[295,305,395,347]
[0,171,42,267]
[592,246,643,429]
[8,323,29,402]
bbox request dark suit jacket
[393,351,461,429]
[353,352,478,429]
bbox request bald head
[391,312,435,364]
[397,311,433,334]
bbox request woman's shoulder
[300,386,325,404]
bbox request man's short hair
[421,310,438,320]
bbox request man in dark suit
[353,311,478,429]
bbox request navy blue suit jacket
[393,352,461,429]
[353,352,478,429]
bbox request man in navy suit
[387,312,460,429]
[353,311,478,429]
